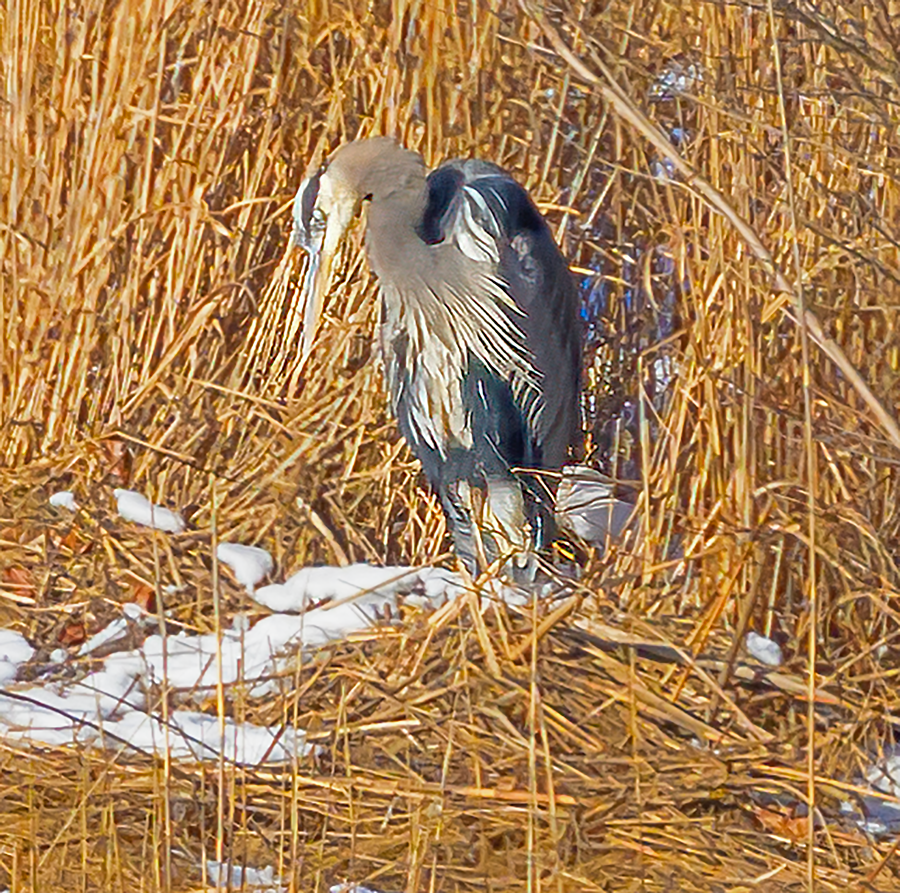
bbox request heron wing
[422,160,582,470]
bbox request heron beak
[291,171,357,363]
[295,227,336,364]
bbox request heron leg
[481,475,540,581]
[439,471,544,581]
[445,473,539,579]
[482,476,528,549]
[439,480,482,575]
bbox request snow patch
[330,886,385,893]
[207,861,285,892]
[253,563,462,613]
[746,631,783,667]
[113,488,185,533]
[0,560,468,765]
[217,542,274,592]
[102,709,311,765]
[49,490,78,511]
[0,630,34,684]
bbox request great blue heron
[292,138,582,573]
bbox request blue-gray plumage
[292,138,582,572]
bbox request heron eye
[309,207,327,233]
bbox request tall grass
[2,0,900,889]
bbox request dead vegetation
[3,0,900,889]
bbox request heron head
[292,139,425,363]
[291,158,364,362]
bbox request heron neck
[365,184,430,280]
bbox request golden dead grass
[2,0,900,889]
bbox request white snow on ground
[330,885,385,893]
[78,616,131,657]
[79,602,147,656]
[102,710,311,764]
[0,563,469,765]
[0,630,34,684]
[217,542,274,592]
[113,488,185,533]
[330,886,384,893]
[649,58,705,99]
[867,757,900,797]
[837,755,900,836]
[745,631,784,667]
[207,861,285,892]
[49,490,78,511]
[555,466,635,545]
[254,563,464,612]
